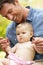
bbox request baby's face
[16,25,32,43]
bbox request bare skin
[32,37,43,54]
[11,42,35,61]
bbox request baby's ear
[30,32,33,38]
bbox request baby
[0,22,35,65]
[10,22,35,60]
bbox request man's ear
[14,0,18,3]
[14,0,20,6]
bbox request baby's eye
[22,32,26,34]
[17,33,20,35]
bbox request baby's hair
[16,22,33,33]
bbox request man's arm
[6,21,18,47]
[0,38,12,54]
[32,37,43,54]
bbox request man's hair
[0,0,15,9]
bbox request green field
[0,15,10,38]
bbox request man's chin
[14,20,21,23]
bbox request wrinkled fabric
[8,53,34,65]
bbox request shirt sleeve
[26,7,36,22]
[6,21,18,47]
[26,7,43,37]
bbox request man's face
[0,3,23,23]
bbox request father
[0,0,43,60]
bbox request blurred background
[0,0,43,37]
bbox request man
[0,0,43,60]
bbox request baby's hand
[0,38,10,51]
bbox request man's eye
[8,9,12,13]
[8,11,12,13]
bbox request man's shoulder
[7,21,16,29]
[6,21,16,34]
[26,6,43,13]
[26,6,30,9]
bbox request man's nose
[7,14,13,20]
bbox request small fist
[0,37,10,50]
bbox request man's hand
[32,37,43,54]
[0,37,10,51]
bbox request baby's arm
[5,43,17,54]
[0,62,3,65]
[5,46,12,54]
[11,43,17,53]
[0,58,10,65]
[0,37,17,54]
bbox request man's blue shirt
[27,7,43,37]
[6,21,18,47]
[6,7,43,60]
